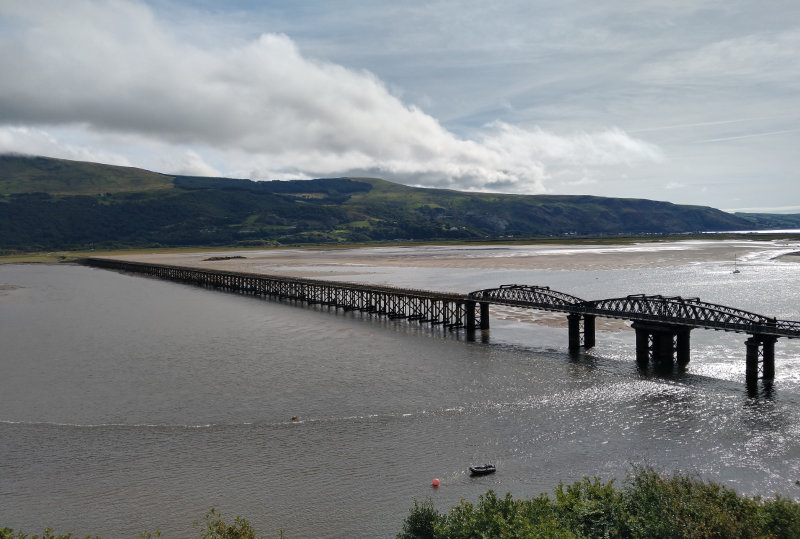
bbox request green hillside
[733,211,800,229]
[0,154,761,251]
[0,154,172,195]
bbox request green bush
[0,528,99,539]
[436,491,575,538]
[398,498,443,539]
[618,466,762,537]
[398,466,800,538]
[3,509,280,539]
[192,508,262,539]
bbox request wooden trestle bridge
[84,258,800,381]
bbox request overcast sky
[1,1,798,212]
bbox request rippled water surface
[2,240,800,537]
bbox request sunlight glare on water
[1,239,800,537]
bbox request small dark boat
[469,464,496,476]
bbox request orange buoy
[291,416,297,421]
[432,478,440,487]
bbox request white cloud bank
[0,0,660,192]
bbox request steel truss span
[588,295,800,338]
[83,258,485,331]
[468,284,585,313]
[83,260,799,381]
[468,286,800,339]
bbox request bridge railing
[86,260,800,339]
[468,286,800,338]
[585,294,800,337]
[86,258,469,301]
[468,285,586,313]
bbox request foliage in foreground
[1,508,279,539]
[398,466,800,538]
[4,468,799,538]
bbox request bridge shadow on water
[218,281,785,405]
[566,345,777,405]
[84,258,787,406]
[252,288,781,404]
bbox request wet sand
[103,241,752,276]
[92,240,800,331]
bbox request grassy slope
[734,212,800,229]
[343,177,750,235]
[0,154,172,195]
[0,155,762,251]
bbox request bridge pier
[745,334,777,380]
[584,315,596,348]
[83,265,799,383]
[465,301,490,332]
[466,300,476,331]
[567,314,596,350]
[677,329,690,366]
[631,322,692,367]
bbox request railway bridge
[84,259,800,381]
[469,284,800,380]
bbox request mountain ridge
[1,154,795,251]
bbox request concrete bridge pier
[567,314,596,350]
[631,322,692,367]
[745,334,777,380]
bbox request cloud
[695,129,800,144]
[155,150,221,178]
[0,0,660,193]
[637,29,800,86]
[0,125,133,166]
[723,205,800,214]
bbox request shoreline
[3,235,800,267]
[89,240,774,274]
[3,240,798,278]
[73,239,798,332]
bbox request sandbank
[103,240,758,275]
[86,240,797,332]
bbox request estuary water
[2,240,800,537]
